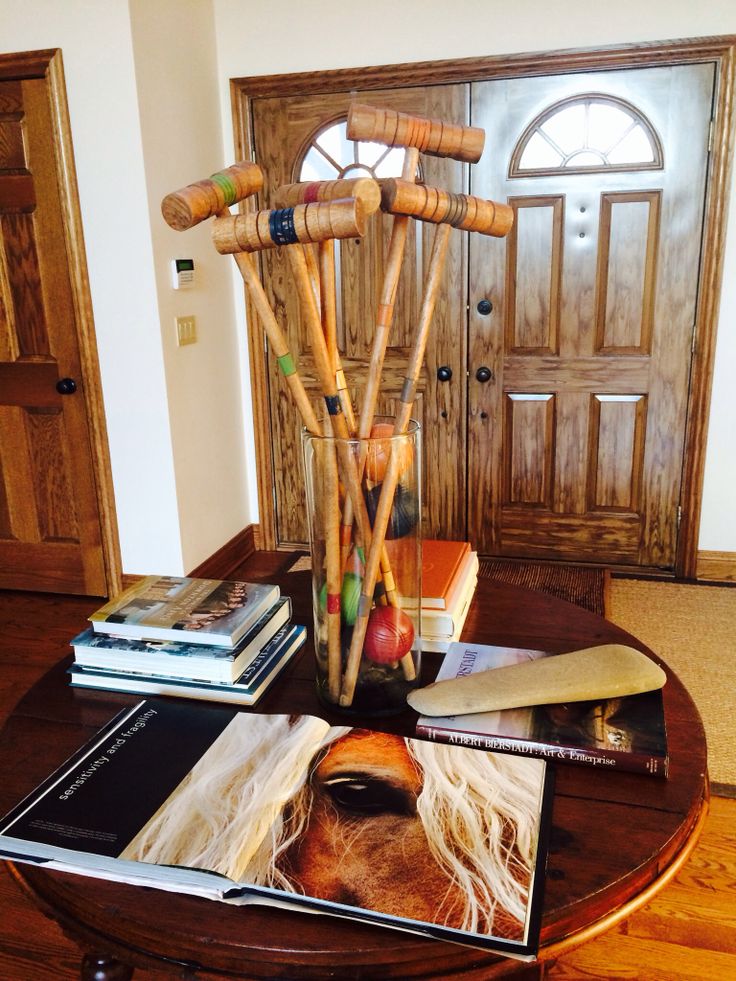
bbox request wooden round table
[0,565,708,980]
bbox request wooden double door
[247,62,714,570]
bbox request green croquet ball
[340,571,362,626]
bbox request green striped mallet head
[161,162,264,231]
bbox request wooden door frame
[231,35,736,578]
[0,49,122,595]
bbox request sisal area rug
[478,559,609,616]
[608,577,736,798]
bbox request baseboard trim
[696,550,736,583]
[120,525,260,593]
[188,525,259,579]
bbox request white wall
[699,184,736,550]
[129,0,251,573]
[214,0,736,552]
[1,0,252,576]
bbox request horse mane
[408,739,540,932]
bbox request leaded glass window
[299,118,407,181]
[510,95,663,177]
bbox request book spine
[419,610,456,635]
[421,597,447,610]
[235,626,301,688]
[419,636,455,653]
[421,589,474,638]
[414,725,668,777]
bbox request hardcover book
[421,540,472,609]
[420,582,476,653]
[433,550,479,618]
[89,576,280,648]
[415,642,668,776]
[421,569,478,638]
[68,624,306,706]
[0,699,553,959]
[421,635,465,654]
[75,598,291,683]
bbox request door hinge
[708,118,714,154]
[676,505,682,529]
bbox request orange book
[421,540,471,609]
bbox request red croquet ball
[364,606,415,664]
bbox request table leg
[80,953,134,980]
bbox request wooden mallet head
[273,177,381,214]
[211,198,367,254]
[347,103,485,164]
[380,179,513,238]
[161,162,264,231]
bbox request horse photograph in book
[120,714,545,942]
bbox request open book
[0,700,553,959]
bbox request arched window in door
[510,94,663,177]
[298,117,408,181]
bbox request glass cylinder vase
[301,418,422,715]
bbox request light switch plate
[176,316,197,346]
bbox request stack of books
[421,540,479,652]
[414,640,669,776]
[68,575,305,706]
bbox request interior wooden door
[251,85,469,547]
[468,64,714,568]
[0,55,115,594]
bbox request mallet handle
[161,163,263,231]
[320,418,343,702]
[347,103,485,163]
[274,177,380,214]
[356,147,420,443]
[287,248,377,545]
[346,148,420,605]
[380,179,514,238]
[340,224,452,707]
[288,248,398,615]
[232,251,321,437]
[304,244,321,309]
[212,198,366,254]
[319,240,357,433]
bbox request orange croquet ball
[364,422,412,484]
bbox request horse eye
[322,775,415,815]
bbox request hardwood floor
[0,583,734,980]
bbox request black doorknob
[437,365,453,382]
[476,299,493,315]
[56,377,77,395]
[475,366,493,383]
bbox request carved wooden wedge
[406,644,667,717]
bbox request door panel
[596,192,660,352]
[0,71,108,593]
[506,197,563,352]
[252,85,469,546]
[589,394,646,511]
[469,64,714,568]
